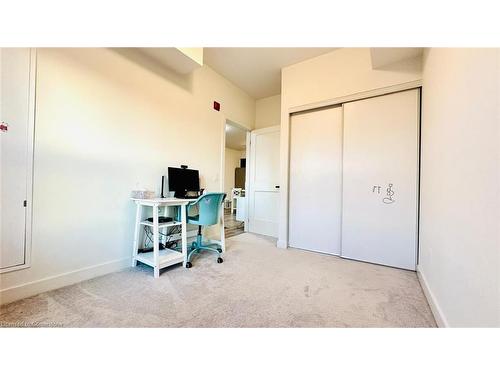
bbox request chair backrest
[195,192,226,226]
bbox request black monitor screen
[168,167,200,196]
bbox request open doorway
[223,121,249,238]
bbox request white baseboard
[276,239,287,249]
[0,258,131,306]
[417,266,449,327]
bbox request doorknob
[0,122,9,132]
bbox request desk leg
[132,203,142,267]
[153,204,160,278]
[220,209,226,254]
[181,204,187,267]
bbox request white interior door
[248,126,280,237]
[289,106,343,254]
[0,48,35,271]
[341,89,419,270]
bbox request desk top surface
[131,197,196,206]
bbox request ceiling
[225,123,247,151]
[204,48,336,99]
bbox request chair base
[186,234,223,267]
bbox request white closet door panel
[342,89,419,270]
[1,48,34,270]
[289,106,343,254]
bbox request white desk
[235,196,246,222]
[230,188,244,214]
[131,198,193,277]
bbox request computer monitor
[168,167,200,198]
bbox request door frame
[220,118,251,231]
[278,79,422,249]
[247,125,280,236]
[0,48,37,273]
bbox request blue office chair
[184,192,226,268]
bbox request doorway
[223,121,249,238]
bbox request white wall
[418,48,500,327]
[255,94,281,129]
[281,48,422,110]
[224,147,243,197]
[278,48,423,247]
[0,48,255,304]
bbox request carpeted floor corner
[0,233,436,327]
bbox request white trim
[244,131,251,231]
[219,117,226,193]
[0,257,131,305]
[339,104,345,256]
[0,262,30,274]
[276,239,287,249]
[279,81,423,249]
[417,266,449,328]
[24,48,37,270]
[289,80,422,114]
[414,89,421,267]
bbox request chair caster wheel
[186,262,192,268]
[217,257,223,264]
[217,248,222,253]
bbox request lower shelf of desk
[135,249,184,268]
[140,220,181,228]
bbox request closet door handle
[275,185,280,189]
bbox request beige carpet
[0,233,436,327]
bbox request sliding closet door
[342,89,419,270]
[289,106,343,254]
